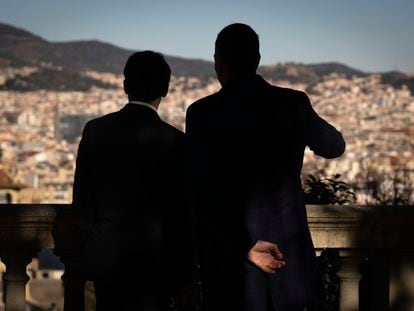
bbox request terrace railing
[0,204,413,311]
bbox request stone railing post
[389,250,414,310]
[337,254,362,311]
[1,250,37,311]
[56,251,86,311]
[53,206,86,311]
[0,269,4,311]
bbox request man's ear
[161,84,169,98]
[214,53,227,77]
[256,53,261,69]
[214,53,222,69]
[123,79,128,95]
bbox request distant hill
[1,21,413,93]
[0,21,214,78]
[0,68,115,92]
[258,62,367,86]
[380,71,414,94]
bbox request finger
[262,265,276,274]
[267,259,283,270]
[275,250,284,260]
[265,243,280,256]
[254,241,273,252]
[262,254,281,269]
[276,260,286,268]
[252,253,273,270]
[269,244,284,260]
[254,241,281,257]
[249,252,285,273]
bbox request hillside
[1,21,413,93]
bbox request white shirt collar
[128,101,158,113]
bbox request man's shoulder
[84,110,120,130]
[80,111,121,138]
[159,120,184,137]
[267,84,308,101]
[186,92,220,116]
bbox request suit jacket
[72,103,193,301]
[186,75,345,311]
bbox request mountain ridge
[1,21,413,93]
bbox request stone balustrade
[0,204,84,311]
[308,205,414,311]
[0,204,413,310]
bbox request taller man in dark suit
[186,24,346,311]
[73,51,193,311]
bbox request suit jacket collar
[128,101,158,113]
[219,74,268,93]
[121,103,161,120]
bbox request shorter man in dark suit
[73,51,193,311]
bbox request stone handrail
[0,204,413,310]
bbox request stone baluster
[0,269,4,311]
[58,251,86,311]
[389,250,414,310]
[337,254,362,311]
[53,205,87,311]
[1,250,37,311]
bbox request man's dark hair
[123,51,171,102]
[215,23,260,74]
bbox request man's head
[123,51,171,103]
[214,23,260,84]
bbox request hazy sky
[1,0,413,73]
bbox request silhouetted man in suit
[186,24,345,311]
[73,51,193,311]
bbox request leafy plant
[364,168,414,205]
[304,173,356,205]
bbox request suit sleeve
[72,122,95,238]
[301,92,346,159]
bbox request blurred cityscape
[0,69,413,205]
